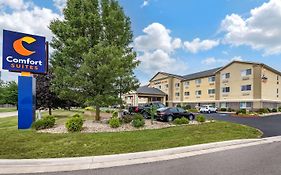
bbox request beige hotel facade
[125,61,281,110]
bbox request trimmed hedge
[32,116,56,130]
[173,117,189,125]
[196,115,206,123]
[109,117,121,128]
[65,114,84,132]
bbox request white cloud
[183,38,219,54]
[220,0,281,55]
[134,23,182,53]
[0,2,62,82]
[134,23,187,77]
[141,0,149,8]
[201,56,243,65]
[137,49,188,75]
[53,0,67,13]
[0,0,25,10]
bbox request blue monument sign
[2,30,48,129]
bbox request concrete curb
[1,136,281,174]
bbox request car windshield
[157,107,169,112]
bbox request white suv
[199,105,217,113]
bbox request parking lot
[204,113,281,137]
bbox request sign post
[2,30,48,129]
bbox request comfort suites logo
[13,36,36,56]
[2,30,47,74]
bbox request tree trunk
[48,107,52,116]
[95,105,100,121]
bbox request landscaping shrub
[176,104,182,108]
[257,108,269,114]
[109,117,121,128]
[220,108,227,112]
[227,108,234,112]
[112,111,118,118]
[267,108,272,113]
[65,114,84,132]
[279,106,281,112]
[122,115,133,124]
[196,115,206,123]
[188,108,198,113]
[173,117,189,125]
[272,108,278,113]
[132,114,145,128]
[183,105,191,110]
[236,109,247,115]
[105,109,111,113]
[32,115,56,130]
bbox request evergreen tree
[50,0,139,120]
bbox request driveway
[0,111,17,118]
[204,113,281,137]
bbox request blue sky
[1,0,281,84]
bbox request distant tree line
[0,80,18,107]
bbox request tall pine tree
[50,0,139,120]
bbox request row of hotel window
[174,85,252,97]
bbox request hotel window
[222,73,230,79]
[241,85,251,91]
[222,87,230,93]
[165,84,168,88]
[184,92,190,96]
[241,69,252,76]
[195,90,202,96]
[184,81,189,87]
[195,79,201,84]
[240,102,252,109]
[175,83,180,88]
[175,92,180,97]
[208,89,215,94]
[208,76,215,83]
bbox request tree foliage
[0,81,18,106]
[50,0,139,120]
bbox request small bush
[112,111,118,118]
[122,115,133,123]
[132,114,145,128]
[85,106,95,111]
[196,115,206,123]
[109,117,121,128]
[188,108,198,113]
[278,106,281,112]
[65,114,84,132]
[272,108,278,113]
[220,108,227,112]
[173,117,189,125]
[32,115,56,130]
[176,104,182,108]
[105,109,111,113]
[267,108,271,113]
[236,109,247,115]
[227,108,234,112]
[257,108,269,114]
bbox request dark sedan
[156,107,195,122]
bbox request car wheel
[143,112,149,119]
[167,115,173,122]
[188,114,195,121]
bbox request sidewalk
[0,111,17,118]
[1,136,281,174]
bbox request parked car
[199,105,217,113]
[128,102,166,119]
[156,107,195,122]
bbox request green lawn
[0,108,17,113]
[0,111,262,159]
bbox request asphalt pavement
[204,113,281,137]
[20,139,281,175]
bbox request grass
[0,110,262,159]
[0,108,17,113]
